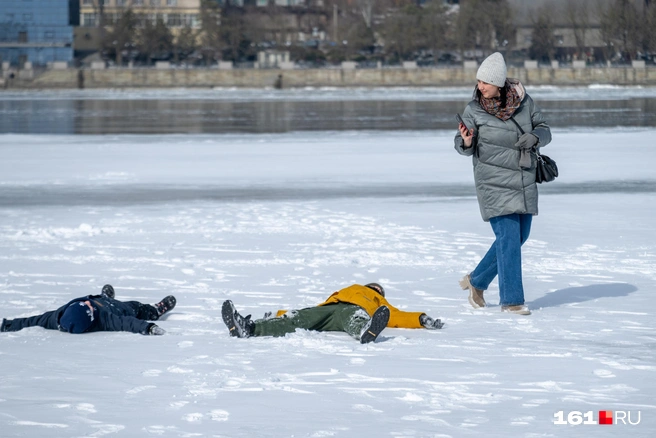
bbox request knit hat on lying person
[59,301,96,333]
[476,52,507,87]
[365,283,385,297]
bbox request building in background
[75,0,203,59]
[507,0,650,63]
[0,0,76,67]
[79,0,202,29]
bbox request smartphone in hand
[455,113,469,130]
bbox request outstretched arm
[99,313,157,335]
[419,314,444,330]
[387,306,425,329]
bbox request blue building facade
[0,0,75,67]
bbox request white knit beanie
[476,52,507,87]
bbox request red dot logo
[599,410,613,425]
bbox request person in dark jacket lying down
[1,284,176,335]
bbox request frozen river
[1,86,656,134]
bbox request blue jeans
[470,214,532,306]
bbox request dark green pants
[253,303,370,340]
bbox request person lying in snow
[221,283,443,344]
[1,284,176,336]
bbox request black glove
[419,314,444,330]
[262,311,273,319]
[1,318,11,332]
[146,323,166,336]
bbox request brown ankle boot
[501,305,531,315]
[459,274,486,309]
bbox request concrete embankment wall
[5,66,656,89]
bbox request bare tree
[381,2,424,62]
[104,9,137,66]
[565,0,591,60]
[599,2,617,61]
[455,0,515,58]
[645,1,656,58]
[355,0,375,28]
[489,0,515,52]
[219,5,262,62]
[199,0,222,65]
[529,7,555,62]
[328,0,378,32]
[174,23,197,64]
[317,0,380,62]
[419,0,453,58]
[137,17,174,64]
[599,0,641,62]
[257,4,290,46]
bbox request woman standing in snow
[454,52,552,315]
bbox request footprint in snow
[594,369,616,378]
[126,385,156,395]
[76,403,97,413]
[210,410,229,421]
[183,413,203,422]
[352,404,382,413]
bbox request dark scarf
[476,79,524,121]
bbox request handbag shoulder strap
[509,117,525,135]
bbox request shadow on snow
[531,283,638,309]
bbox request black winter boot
[101,284,115,299]
[154,295,176,318]
[221,300,254,338]
[359,306,390,344]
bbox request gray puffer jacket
[454,82,551,221]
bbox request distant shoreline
[2,65,656,89]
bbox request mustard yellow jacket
[276,284,425,329]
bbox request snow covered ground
[1,127,655,437]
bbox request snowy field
[1,127,655,437]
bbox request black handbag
[535,150,558,183]
[510,117,558,184]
